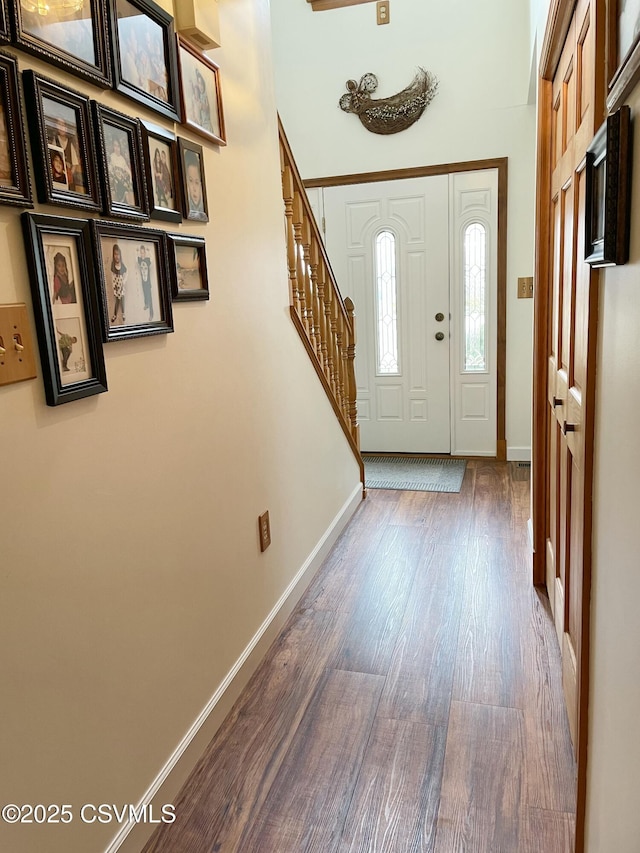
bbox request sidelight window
[463,222,487,371]
[375,229,399,374]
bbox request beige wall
[585,80,640,851]
[270,0,537,460]
[0,1,361,851]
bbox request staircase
[278,118,364,484]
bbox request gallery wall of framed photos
[0,0,222,405]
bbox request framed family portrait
[23,71,102,212]
[93,102,148,221]
[177,35,226,146]
[607,0,640,109]
[178,137,208,223]
[141,120,181,223]
[12,0,111,87]
[585,105,632,267]
[0,0,9,44]
[109,0,181,121]
[167,233,209,301]
[22,213,107,406]
[0,53,33,208]
[91,220,174,341]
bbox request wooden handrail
[278,117,363,485]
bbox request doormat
[363,455,467,493]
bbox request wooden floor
[144,461,577,853]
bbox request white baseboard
[507,446,531,462]
[105,482,364,853]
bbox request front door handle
[435,331,445,341]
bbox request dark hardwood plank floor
[143,461,576,853]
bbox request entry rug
[363,455,467,493]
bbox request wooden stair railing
[278,118,364,485]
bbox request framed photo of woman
[141,120,181,223]
[109,0,181,121]
[22,213,107,406]
[178,137,208,223]
[23,71,102,213]
[0,52,33,208]
[93,102,148,221]
[176,35,226,146]
[12,0,111,87]
[91,220,174,341]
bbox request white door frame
[304,158,508,459]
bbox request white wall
[585,79,640,852]
[0,1,361,851]
[270,0,536,459]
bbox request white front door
[319,170,498,456]
[323,176,451,453]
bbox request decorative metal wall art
[339,68,438,135]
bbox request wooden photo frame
[23,71,102,212]
[167,233,209,301]
[607,0,640,110]
[12,0,111,87]
[177,35,226,146]
[141,120,181,223]
[22,213,107,406]
[585,106,632,267]
[0,52,33,208]
[109,0,181,122]
[178,137,208,223]
[91,220,174,341]
[0,0,10,44]
[93,102,148,221]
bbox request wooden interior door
[539,0,602,772]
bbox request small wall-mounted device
[258,511,271,552]
[376,1,390,25]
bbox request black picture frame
[0,0,10,44]
[0,52,33,208]
[12,0,112,88]
[178,136,208,223]
[22,212,107,406]
[93,101,148,221]
[23,70,102,213]
[109,0,181,122]
[176,34,226,146]
[91,219,174,341]
[585,105,632,268]
[141,120,181,223]
[167,233,209,301]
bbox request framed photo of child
[176,36,226,146]
[167,233,209,301]
[0,52,32,208]
[92,101,148,221]
[91,220,174,341]
[23,71,102,212]
[141,120,181,223]
[22,213,107,406]
[177,137,208,223]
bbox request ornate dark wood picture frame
[607,0,640,110]
[0,0,10,44]
[91,219,174,341]
[23,70,102,213]
[109,0,181,122]
[167,232,209,301]
[176,35,226,146]
[92,101,148,221]
[12,0,112,87]
[141,120,182,223]
[0,52,33,208]
[22,212,108,406]
[585,105,632,267]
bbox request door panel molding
[305,157,507,459]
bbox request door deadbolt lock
[435,312,445,322]
[435,331,445,341]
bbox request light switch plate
[258,511,271,552]
[0,303,37,387]
[517,277,534,299]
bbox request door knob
[435,331,445,341]
[435,312,445,322]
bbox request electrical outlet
[376,1,390,25]
[258,511,271,552]
[517,276,534,299]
